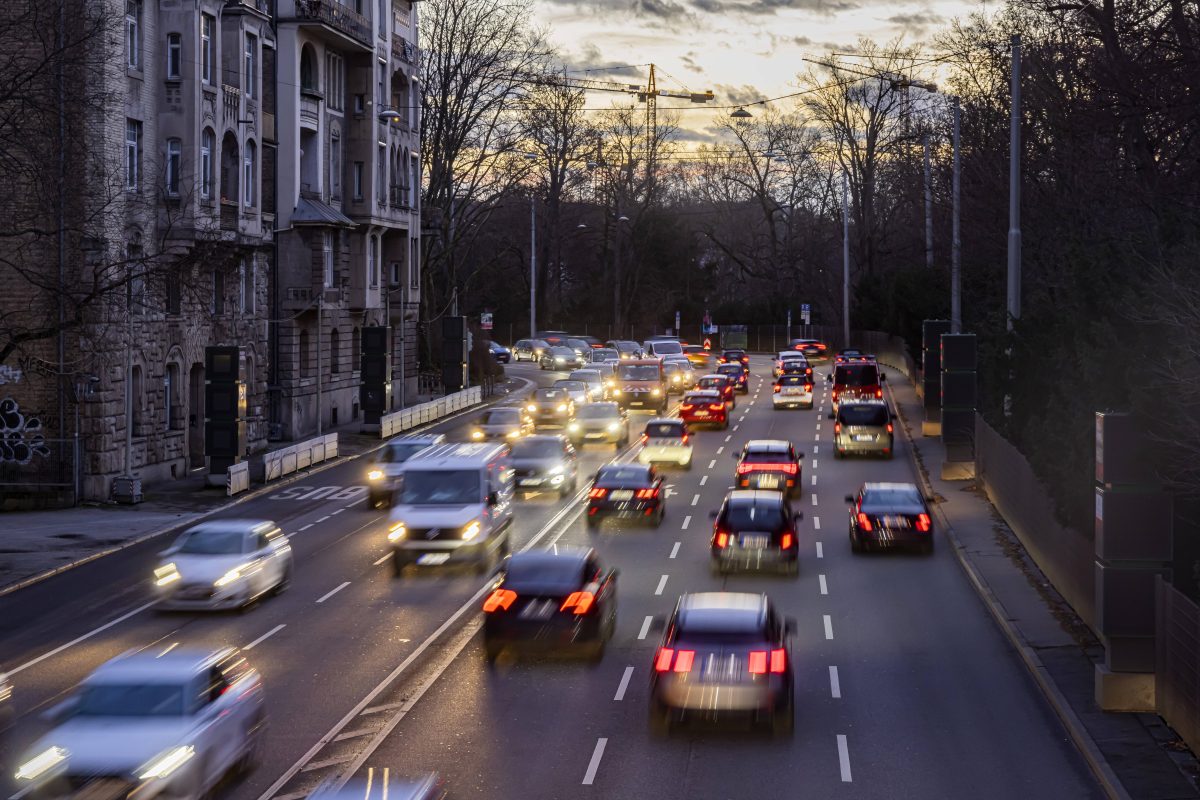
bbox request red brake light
[818,344,827,350]
[681,404,693,411]
[773,385,781,393]
[916,513,932,532]
[673,650,695,673]
[770,648,787,673]
[887,423,894,433]
[655,648,674,672]
[834,423,842,434]
[588,487,607,499]
[483,589,517,613]
[857,512,873,532]
[560,591,596,615]
[748,651,767,675]
[715,531,729,548]
[709,404,724,412]
[736,463,752,474]
[781,533,794,549]
[635,488,659,500]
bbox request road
[0,358,1102,800]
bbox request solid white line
[829,666,842,699]
[317,515,330,523]
[811,494,818,506]
[699,475,708,486]
[638,615,653,639]
[716,446,724,455]
[614,667,634,701]
[670,541,681,559]
[245,624,286,651]
[691,494,700,506]
[819,574,828,595]
[813,516,821,530]
[9,600,156,677]
[582,737,608,785]
[824,614,834,640]
[837,734,853,781]
[316,581,351,604]
[816,541,824,558]
[373,554,391,566]
[708,459,717,469]
[299,523,315,531]
[655,574,669,595]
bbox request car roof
[646,417,685,426]
[508,546,591,569]
[863,481,920,492]
[88,647,235,684]
[744,439,791,453]
[186,519,275,536]
[726,489,787,505]
[405,443,509,467]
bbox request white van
[386,443,515,577]
[644,339,684,359]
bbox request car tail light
[834,423,842,434]
[635,488,660,500]
[832,390,839,402]
[709,404,724,412]
[588,487,607,499]
[818,344,827,350]
[640,433,648,443]
[681,404,693,411]
[770,648,787,673]
[773,385,781,393]
[483,589,517,613]
[736,463,752,474]
[673,650,695,673]
[916,513,932,532]
[887,423,894,433]
[654,648,674,672]
[804,383,813,391]
[560,591,596,615]
[875,388,884,398]
[781,533,794,549]
[857,512,873,532]
[748,651,767,675]
[715,531,729,548]
[681,434,690,444]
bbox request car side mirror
[844,494,855,504]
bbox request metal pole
[316,295,323,435]
[923,133,933,270]
[842,170,851,348]
[56,0,66,468]
[529,196,537,338]
[1006,34,1022,331]
[124,280,133,477]
[951,97,962,334]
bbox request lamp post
[951,97,962,333]
[842,170,850,348]
[1006,34,1022,331]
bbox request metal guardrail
[263,433,339,482]
[226,462,251,496]
[379,386,483,439]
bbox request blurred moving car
[733,440,804,498]
[15,647,266,800]
[607,340,644,360]
[649,592,794,735]
[679,389,728,429]
[638,418,693,469]
[568,368,607,402]
[540,345,582,371]
[683,344,712,369]
[470,406,532,441]
[536,330,570,346]
[488,341,512,363]
[788,338,829,363]
[612,359,667,413]
[845,482,934,554]
[568,402,630,447]
[834,399,894,458]
[527,387,575,429]
[512,339,550,362]
[482,547,618,662]
[710,491,801,575]
[511,435,579,498]
[387,443,514,575]
[716,362,749,394]
[773,351,808,378]
[718,349,749,367]
[309,774,446,800]
[574,334,605,349]
[834,348,871,364]
[828,359,885,415]
[586,463,665,529]
[697,373,736,408]
[662,358,697,394]
[365,433,448,509]
[772,373,814,410]
[566,338,593,359]
[153,520,292,611]
[553,378,591,407]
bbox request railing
[226,461,251,496]
[295,0,372,47]
[263,433,339,482]
[379,387,483,439]
[391,33,417,64]
[300,92,321,125]
[220,200,238,231]
[222,85,241,127]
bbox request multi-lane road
[1,358,1102,799]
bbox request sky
[533,0,991,144]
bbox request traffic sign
[480,312,493,331]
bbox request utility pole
[529,196,536,338]
[842,171,851,348]
[1006,34,1022,331]
[951,97,962,334]
[124,271,133,479]
[924,133,933,270]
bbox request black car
[488,341,512,363]
[716,363,749,394]
[649,592,795,735]
[710,490,801,575]
[845,482,934,554]
[586,463,665,529]
[482,547,618,662]
[719,349,749,367]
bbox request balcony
[220,200,239,231]
[391,33,417,65]
[295,0,372,50]
[389,186,411,210]
[300,91,322,128]
[222,85,241,127]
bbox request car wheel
[850,531,862,553]
[391,551,408,578]
[649,700,673,736]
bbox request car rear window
[717,365,744,376]
[742,449,791,463]
[699,377,727,388]
[646,422,685,438]
[861,486,923,509]
[596,466,650,485]
[722,503,788,529]
[838,405,889,426]
[834,364,880,386]
[505,558,585,592]
[684,393,720,404]
[677,608,764,637]
[778,375,810,386]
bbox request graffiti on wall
[0,398,51,465]
[0,365,22,385]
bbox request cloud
[885,11,946,26]
[558,42,646,80]
[714,83,771,106]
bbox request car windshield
[178,529,244,555]
[646,422,685,438]
[379,442,431,463]
[505,559,585,592]
[618,365,660,380]
[723,503,788,529]
[651,342,683,355]
[835,364,880,386]
[396,471,481,505]
[839,406,889,426]
[861,486,923,509]
[577,405,619,420]
[534,389,567,402]
[481,409,520,425]
[511,440,563,459]
[75,683,187,717]
[550,348,574,357]
[778,375,809,386]
[555,381,587,392]
[718,365,744,376]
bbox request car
[482,547,618,662]
[590,347,621,365]
[662,359,697,394]
[638,418,693,469]
[834,399,895,458]
[365,433,448,508]
[574,334,605,349]
[586,463,665,529]
[733,440,804,498]
[719,349,749,367]
[540,345,582,370]
[568,401,630,447]
[510,434,579,497]
[309,775,446,800]
[772,373,814,410]
[716,362,749,394]
[789,338,830,363]
[553,378,591,407]
[14,647,267,800]
[469,406,533,441]
[834,348,874,364]
[607,340,644,360]
[697,373,736,408]
[773,351,809,378]
[568,368,607,402]
[644,339,685,359]
[488,341,512,363]
[153,520,292,611]
[612,359,668,413]
[683,344,709,365]
[679,389,729,429]
[709,490,802,575]
[779,359,814,380]
[845,482,934,554]
[512,338,550,362]
[527,387,575,429]
[566,338,593,359]
[536,330,570,346]
[649,592,794,735]
[828,359,886,415]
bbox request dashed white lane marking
[733,424,740,432]
[655,574,669,595]
[837,735,853,782]
[691,494,700,506]
[824,615,834,640]
[816,542,824,558]
[373,554,392,566]
[638,615,653,639]
[244,624,286,651]
[830,666,842,698]
[811,474,818,486]
[813,445,819,454]
[614,667,634,701]
[670,541,681,559]
[819,574,828,595]
[814,516,821,530]
[331,508,345,516]
[299,523,315,531]
[716,446,724,455]
[816,423,821,431]
[700,475,708,486]
[582,737,608,785]
[811,494,818,506]
[708,459,717,469]
[815,433,820,441]
[316,581,351,604]
[8,600,157,677]
[724,434,732,443]
[317,515,331,523]
[682,515,692,529]
[812,459,819,469]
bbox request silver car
[567,402,630,447]
[833,399,894,458]
[366,433,448,508]
[511,434,580,497]
[540,346,581,371]
[554,378,591,406]
[568,369,606,401]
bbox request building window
[353,94,365,115]
[323,231,335,287]
[201,14,213,84]
[378,0,387,37]
[368,235,379,288]
[300,45,317,92]
[330,133,342,198]
[165,272,180,315]
[330,327,341,374]
[125,119,142,192]
[165,138,181,197]
[377,144,386,204]
[213,269,224,315]
[352,327,361,371]
[244,34,257,99]
[410,238,419,289]
[326,53,344,111]
[125,1,141,69]
[243,140,257,208]
[166,33,182,79]
[353,162,364,201]
[299,329,312,378]
[165,363,180,430]
[200,128,214,200]
[377,61,387,108]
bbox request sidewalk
[889,372,1200,799]
[0,378,526,595]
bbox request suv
[638,418,693,469]
[733,439,805,498]
[772,373,814,410]
[644,339,685,359]
[828,360,885,415]
[613,359,667,413]
[710,490,802,575]
[607,340,644,360]
[833,399,894,458]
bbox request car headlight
[471,429,485,440]
[672,375,681,383]
[506,430,520,439]
[568,423,580,432]
[651,388,662,397]
[461,520,482,541]
[549,464,565,476]
[139,746,194,781]
[557,404,568,412]
[16,747,69,781]
[367,469,385,482]
[388,522,406,541]
[606,423,620,432]
[154,563,181,587]
[527,404,537,412]
[214,562,256,588]
[612,388,623,395]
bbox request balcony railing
[295,0,372,48]
[389,186,411,209]
[222,85,241,127]
[391,33,417,65]
[220,199,239,231]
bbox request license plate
[694,410,709,417]
[784,388,801,395]
[585,433,604,439]
[519,600,555,620]
[740,534,769,548]
[417,553,450,565]
[881,516,910,529]
[855,434,873,442]
[702,655,741,682]
[611,489,634,500]
[756,475,781,489]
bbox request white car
[773,373,814,409]
[366,433,448,508]
[637,418,693,469]
[14,647,266,800]
[153,520,292,611]
[568,368,606,402]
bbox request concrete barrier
[263,433,340,483]
[226,462,251,496]
[378,387,485,439]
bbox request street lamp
[523,152,538,338]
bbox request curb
[0,377,535,600]
[888,377,1133,800]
